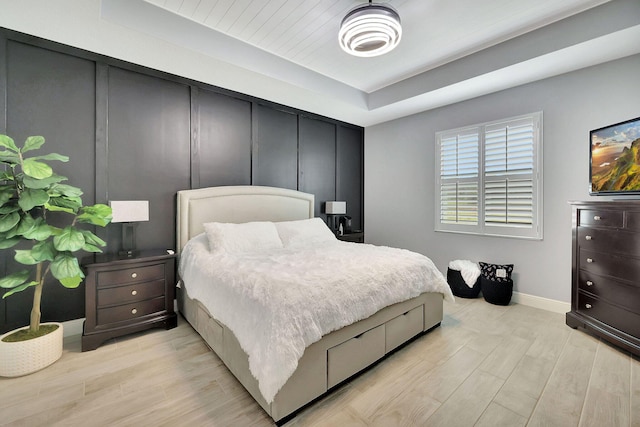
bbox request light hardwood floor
[1,298,639,426]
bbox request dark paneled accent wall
[0,29,364,332]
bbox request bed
[175,185,452,424]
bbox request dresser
[566,201,640,356]
[82,250,178,351]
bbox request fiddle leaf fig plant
[0,134,112,338]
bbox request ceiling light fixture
[339,1,402,57]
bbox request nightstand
[337,231,365,243]
[82,249,178,351]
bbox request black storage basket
[447,268,481,298]
[480,276,513,305]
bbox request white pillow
[275,218,336,248]
[203,221,283,254]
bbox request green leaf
[0,171,14,181]
[45,195,82,214]
[50,184,83,198]
[21,136,45,153]
[0,212,20,232]
[22,158,52,179]
[0,135,19,152]
[0,270,30,288]
[18,188,50,211]
[80,230,106,247]
[2,281,38,298]
[15,213,36,235]
[22,219,53,241]
[0,236,20,249]
[82,243,103,253]
[51,254,83,281]
[59,275,82,289]
[0,151,19,164]
[32,240,56,262]
[77,204,112,227]
[0,187,15,206]
[23,174,67,189]
[14,250,39,265]
[53,227,85,252]
[30,153,69,162]
[0,204,20,214]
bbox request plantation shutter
[438,129,480,226]
[484,116,536,228]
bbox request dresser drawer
[579,248,640,283]
[577,292,640,338]
[328,325,384,388]
[578,209,623,228]
[385,305,424,353]
[97,279,165,307]
[97,297,166,325]
[96,263,165,287]
[578,271,640,314]
[577,227,640,255]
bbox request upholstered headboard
[176,186,315,252]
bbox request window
[435,112,542,239]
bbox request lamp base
[118,250,139,258]
[120,223,139,257]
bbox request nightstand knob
[586,280,593,287]
[586,258,593,263]
[585,235,592,241]
[593,215,601,221]
[131,272,138,278]
[131,308,138,315]
[585,304,592,309]
[131,290,138,296]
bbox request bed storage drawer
[328,325,384,388]
[196,304,224,353]
[385,305,424,353]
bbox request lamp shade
[325,201,347,215]
[109,200,149,223]
[339,1,402,57]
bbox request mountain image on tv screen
[591,118,640,193]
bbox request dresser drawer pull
[585,304,592,309]
[586,280,593,287]
[586,258,593,263]
[131,308,138,315]
[585,235,592,241]
[593,215,601,221]
[131,272,138,279]
[131,290,138,296]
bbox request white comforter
[179,234,453,403]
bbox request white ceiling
[139,0,607,92]
[99,0,640,126]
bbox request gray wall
[365,54,640,303]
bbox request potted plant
[0,134,112,377]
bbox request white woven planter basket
[0,322,63,377]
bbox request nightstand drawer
[97,263,165,287]
[97,296,166,325]
[578,271,640,314]
[97,279,165,307]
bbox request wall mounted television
[590,116,640,195]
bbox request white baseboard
[512,292,570,314]
[61,318,84,337]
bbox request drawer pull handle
[131,308,138,315]
[586,281,593,287]
[585,235,592,241]
[585,304,592,309]
[131,272,138,279]
[131,290,138,296]
[586,258,593,263]
[593,215,601,221]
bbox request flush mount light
[339,1,402,57]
